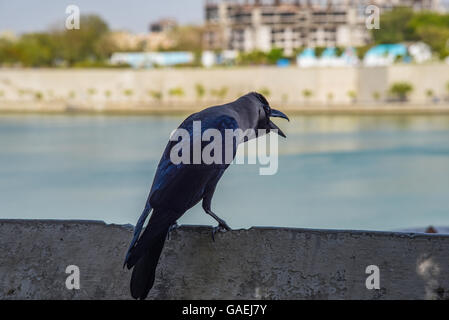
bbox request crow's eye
[263,105,270,117]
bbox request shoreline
[2,101,449,116]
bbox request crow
[124,92,289,299]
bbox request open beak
[270,109,290,122]
[268,108,289,138]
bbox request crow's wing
[148,113,239,208]
[127,113,240,258]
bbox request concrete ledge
[1,219,449,300]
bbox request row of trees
[0,15,118,67]
[0,14,206,68]
[3,81,449,103]
[1,8,449,67]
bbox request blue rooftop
[365,44,407,57]
[321,47,337,58]
[298,48,316,58]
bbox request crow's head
[250,92,289,138]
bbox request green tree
[372,7,416,43]
[315,47,326,57]
[302,89,313,103]
[195,83,206,100]
[0,33,56,67]
[371,8,449,59]
[123,89,134,97]
[415,25,449,58]
[237,50,268,65]
[34,91,43,100]
[168,87,185,97]
[148,90,163,101]
[355,45,372,60]
[266,48,284,64]
[54,15,110,66]
[347,90,357,103]
[372,91,381,102]
[389,82,413,102]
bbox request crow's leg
[202,170,232,240]
[167,221,179,240]
[202,192,231,241]
[210,216,231,242]
[206,209,231,231]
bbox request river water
[1,113,449,232]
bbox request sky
[0,0,204,34]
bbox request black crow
[124,92,289,299]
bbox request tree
[347,90,357,103]
[168,87,185,97]
[372,91,381,102]
[371,7,416,43]
[237,50,268,65]
[371,8,449,59]
[0,33,56,67]
[355,45,372,60]
[53,15,110,66]
[389,82,413,102]
[148,90,163,101]
[195,83,206,100]
[415,25,449,58]
[302,89,313,103]
[315,47,325,57]
[266,48,284,64]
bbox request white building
[204,0,447,55]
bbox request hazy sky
[0,0,204,34]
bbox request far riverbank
[2,100,449,115]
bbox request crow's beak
[268,120,286,138]
[268,108,289,138]
[270,109,290,122]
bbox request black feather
[129,224,168,299]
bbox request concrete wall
[389,64,449,103]
[1,219,449,300]
[0,65,448,112]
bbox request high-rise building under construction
[204,0,446,55]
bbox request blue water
[1,113,449,231]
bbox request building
[106,31,175,52]
[204,0,446,55]
[149,18,178,33]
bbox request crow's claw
[167,222,179,240]
[211,223,231,242]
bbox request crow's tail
[129,227,168,299]
[124,201,152,267]
[125,208,174,300]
